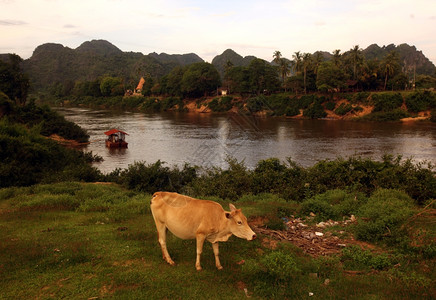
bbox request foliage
[341,245,394,270]
[405,90,436,113]
[100,76,124,96]
[371,92,403,112]
[0,120,101,187]
[303,101,327,119]
[181,62,221,98]
[0,54,30,105]
[6,101,89,142]
[115,160,197,194]
[354,189,414,243]
[207,96,233,112]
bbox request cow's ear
[229,204,237,212]
[225,212,232,219]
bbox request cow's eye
[237,221,242,225]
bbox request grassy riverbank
[1,182,434,299]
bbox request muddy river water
[55,107,436,173]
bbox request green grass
[0,183,434,299]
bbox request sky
[1,0,436,64]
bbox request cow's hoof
[196,266,202,271]
[165,258,175,266]
[216,265,223,270]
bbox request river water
[55,107,436,174]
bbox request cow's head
[226,204,257,241]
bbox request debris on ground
[251,214,358,257]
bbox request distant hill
[22,40,203,91]
[6,40,435,92]
[361,43,435,75]
[212,49,256,78]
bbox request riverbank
[43,90,436,122]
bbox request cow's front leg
[212,242,223,270]
[195,234,206,271]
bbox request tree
[349,45,363,80]
[382,51,400,90]
[278,59,291,92]
[100,76,123,96]
[273,51,290,91]
[273,50,282,64]
[332,49,342,67]
[316,61,347,92]
[181,62,221,98]
[165,66,186,96]
[247,59,280,95]
[0,54,30,105]
[302,53,312,94]
[292,51,303,74]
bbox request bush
[300,197,336,221]
[303,101,327,119]
[325,101,336,111]
[334,103,353,115]
[243,250,299,282]
[405,91,436,113]
[117,160,197,194]
[341,245,393,270]
[354,189,414,243]
[208,96,233,112]
[371,93,403,112]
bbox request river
[55,107,436,173]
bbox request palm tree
[382,51,399,90]
[302,53,312,94]
[332,49,341,67]
[292,51,303,74]
[273,50,282,64]
[279,59,290,92]
[312,52,324,75]
[350,45,362,80]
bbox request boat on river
[104,129,128,148]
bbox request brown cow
[150,192,256,270]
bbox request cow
[150,192,256,270]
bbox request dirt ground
[249,215,375,257]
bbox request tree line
[43,45,436,101]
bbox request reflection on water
[55,107,436,173]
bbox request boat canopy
[104,129,129,136]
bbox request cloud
[63,24,77,28]
[0,19,27,26]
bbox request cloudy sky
[1,0,436,63]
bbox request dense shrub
[243,251,300,297]
[371,93,403,112]
[301,190,367,220]
[0,120,101,187]
[354,189,414,243]
[341,245,394,270]
[208,96,233,112]
[189,157,251,200]
[405,91,436,113]
[334,103,353,115]
[363,108,409,121]
[303,101,327,119]
[7,102,89,142]
[116,160,197,194]
[246,96,266,113]
[325,101,336,111]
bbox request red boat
[104,129,129,148]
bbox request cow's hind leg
[212,242,223,270]
[155,222,175,266]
